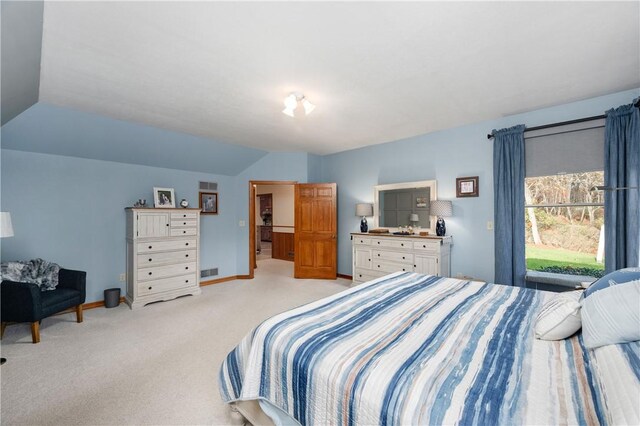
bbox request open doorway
[249,181,297,279]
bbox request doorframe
[248,180,298,279]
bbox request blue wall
[0,149,237,302]
[1,103,268,175]
[320,88,640,282]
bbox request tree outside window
[525,171,605,278]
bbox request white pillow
[535,290,583,340]
[581,280,640,349]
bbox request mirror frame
[373,180,438,233]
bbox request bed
[219,272,640,425]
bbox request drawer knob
[166,224,169,227]
[402,256,405,259]
[359,274,362,278]
[377,241,380,244]
[185,243,189,246]
[183,222,186,225]
[368,259,371,261]
[148,245,152,249]
[183,231,186,234]
[377,265,380,268]
[401,243,404,247]
[414,265,416,267]
[185,279,189,283]
[183,214,186,218]
[148,258,152,262]
[402,268,406,271]
[148,286,152,290]
[377,254,380,257]
[423,245,426,248]
[185,266,189,270]
[148,272,152,276]
[185,254,189,257]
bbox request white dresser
[125,208,202,309]
[351,233,452,284]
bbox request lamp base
[360,217,368,233]
[436,218,446,236]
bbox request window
[525,172,605,278]
[524,119,606,279]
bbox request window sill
[525,270,596,289]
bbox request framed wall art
[456,177,479,198]
[199,192,218,214]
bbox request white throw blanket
[1,258,61,291]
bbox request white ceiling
[38,1,639,155]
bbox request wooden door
[294,183,337,279]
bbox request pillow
[583,267,640,298]
[581,280,640,349]
[535,290,583,340]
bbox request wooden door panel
[294,183,337,279]
[315,240,335,268]
[315,200,334,232]
[298,240,315,267]
[299,202,314,232]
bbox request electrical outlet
[119,273,126,282]
[239,220,246,227]
[487,221,494,230]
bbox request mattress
[219,272,640,425]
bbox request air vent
[199,181,218,191]
[200,268,219,278]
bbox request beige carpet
[0,259,351,425]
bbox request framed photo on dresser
[153,187,176,207]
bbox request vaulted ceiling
[4,1,640,155]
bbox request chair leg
[31,321,40,344]
[76,304,83,323]
[1,322,6,339]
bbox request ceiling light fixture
[282,92,316,117]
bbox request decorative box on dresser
[125,208,202,309]
[351,233,452,284]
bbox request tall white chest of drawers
[351,233,452,284]
[125,208,202,309]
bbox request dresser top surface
[125,207,202,211]
[351,232,451,241]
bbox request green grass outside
[526,245,604,270]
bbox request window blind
[525,118,605,177]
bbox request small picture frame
[153,187,176,207]
[456,177,479,198]
[199,192,218,215]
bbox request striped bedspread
[219,272,640,425]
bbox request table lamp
[355,203,373,233]
[409,213,419,227]
[430,200,452,236]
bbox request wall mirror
[373,180,437,233]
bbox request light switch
[487,221,494,230]
[239,220,246,227]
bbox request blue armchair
[1,268,86,343]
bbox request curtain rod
[487,98,640,140]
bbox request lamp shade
[430,200,452,217]
[302,98,316,115]
[356,203,373,217]
[409,213,419,222]
[0,212,14,238]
